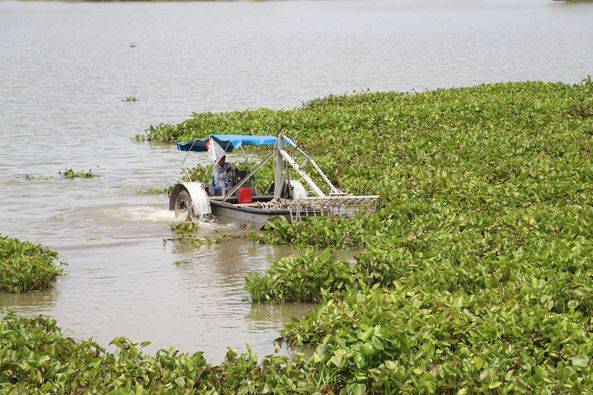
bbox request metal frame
[222,151,274,201]
[271,133,343,200]
[219,134,378,214]
[221,133,336,201]
[172,133,379,227]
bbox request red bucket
[237,187,253,204]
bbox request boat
[169,134,379,229]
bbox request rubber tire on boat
[174,189,194,220]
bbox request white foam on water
[116,206,177,223]
[198,220,239,230]
[173,211,189,223]
[108,205,239,231]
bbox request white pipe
[293,145,341,194]
[279,149,325,197]
[273,135,284,200]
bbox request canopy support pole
[294,146,342,194]
[279,149,325,197]
[273,135,284,200]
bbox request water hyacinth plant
[24,174,52,181]
[166,221,218,248]
[0,235,63,293]
[180,163,212,183]
[134,80,593,391]
[281,287,593,393]
[0,312,318,394]
[6,80,593,392]
[60,168,98,179]
[122,95,138,103]
[246,250,354,303]
[136,186,172,195]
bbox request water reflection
[0,288,59,315]
[245,303,316,332]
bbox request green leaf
[342,383,366,395]
[488,382,502,389]
[330,355,344,368]
[572,355,589,367]
[371,336,384,351]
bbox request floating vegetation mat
[122,95,138,103]
[60,168,99,179]
[136,186,171,195]
[0,311,321,393]
[137,79,593,392]
[24,174,52,181]
[7,80,593,392]
[0,235,63,293]
[165,221,219,248]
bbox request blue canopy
[177,135,294,152]
[176,138,210,152]
[211,134,294,150]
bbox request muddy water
[1,0,593,361]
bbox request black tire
[174,189,194,220]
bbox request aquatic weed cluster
[136,186,172,195]
[0,311,316,394]
[166,222,212,248]
[246,251,353,303]
[24,174,52,181]
[122,95,138,103]
[180,163,213,183]
[4,81,593,392]
[148,80,593,391]
[0,235,62,293]
[166,222,233,248]
[60,168,98,179]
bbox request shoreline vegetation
[5,79,593,392]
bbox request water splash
[114,206,176,222]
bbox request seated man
[211,155,236,195]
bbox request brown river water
[1,0,592,361]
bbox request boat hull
[210,200,301,229]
